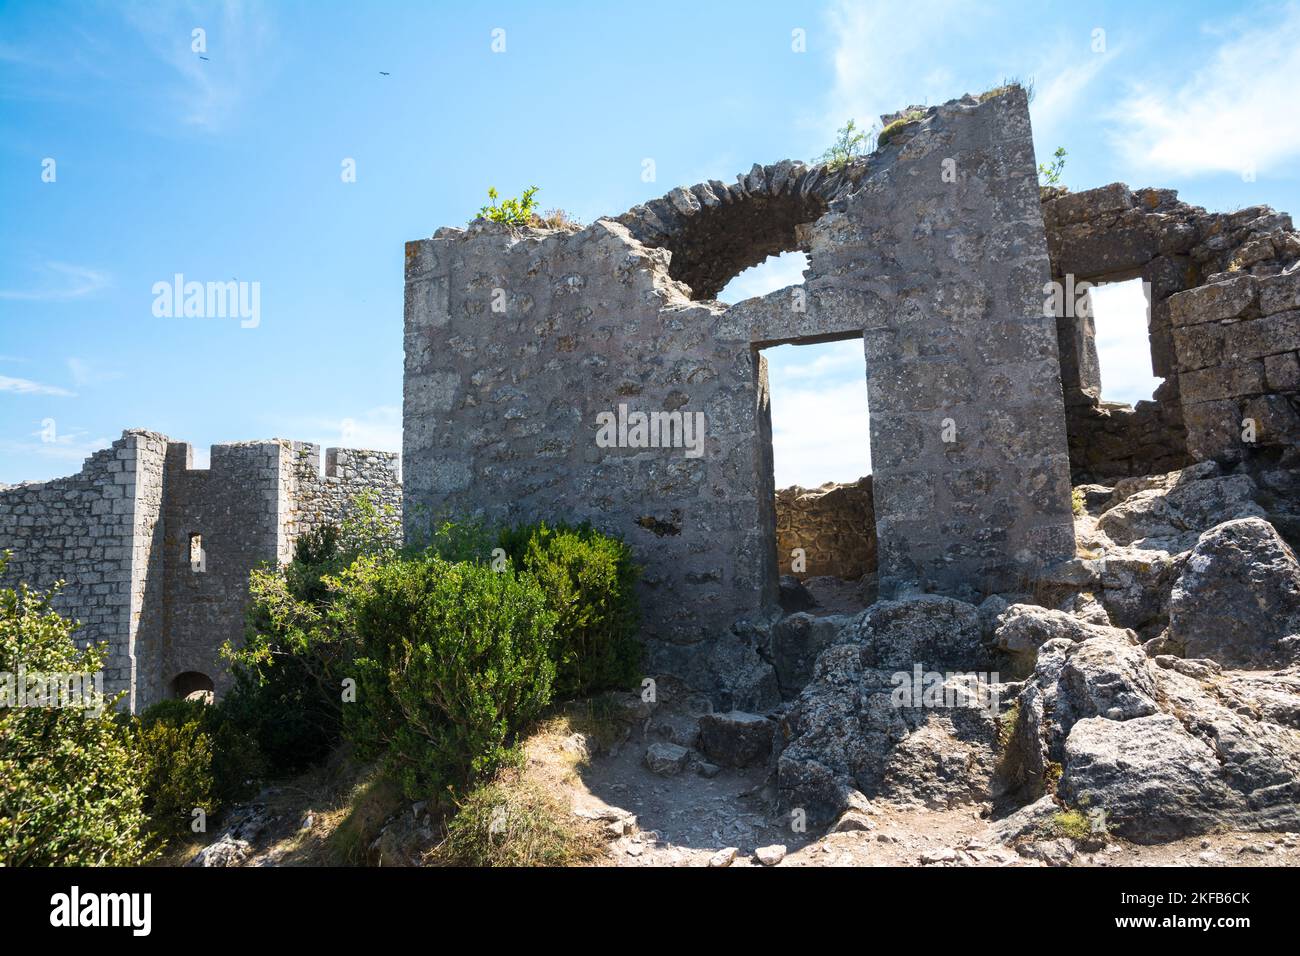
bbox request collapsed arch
[616,160,866,300]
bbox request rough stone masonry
[0,432,400,711]
[402,88,1077,682]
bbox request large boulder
[838,595,990,671]
[770,611,854,698]
[777,602,1004,827]
[1059,715,1246,842]
[1168,517,1300,668]
[697,711,775,768]
[993,604,1133,655]
[1097,466,1264,550]
[998,621,1300,841]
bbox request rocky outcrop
[1168,517,1300,667]
[776,597,1005,826]
[997,630,1300,841]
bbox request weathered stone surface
[993,604,1132,655]
[754,844,787,866]
[770,611,854,697]
[697,711,775,768]
[777,574,816,613]
[778,624,1003,826]
[404,88,1076,676]
[838,595,989,672]
[998,622,1300,841]
[1096,469,1263,549]
[1168,517,1300,668]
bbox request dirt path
[562,730,1300,868]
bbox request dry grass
[424,713,614,867]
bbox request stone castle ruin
[4,87,1300,727]
[0,432,399,711]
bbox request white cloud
[0,374,74,397]
[0,426,112,483]
[67,357,123,388]
[822,0,978,138]
[718,251,809,304]
[277,405,403,462]
[1029,43,1117,146]
[1108,3,1300,176]
[0,262,109,301]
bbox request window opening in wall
[189,532,205,573]
[758,336,875,613]
[1087,278,1162,405]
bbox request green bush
[340,554,558,801]
[227,497,397,773]
[135,701,215,844]
[476,185,540,225]
[134,698,263,845]
[500,522,641,699]
[0,557,151,866]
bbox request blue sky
[2,0,1298,488]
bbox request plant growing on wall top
[476,185,540,225]
[821,119,872,171]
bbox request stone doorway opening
[1085,277,1162,406]
[756,335,877,615]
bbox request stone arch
[615,160,866,300]
[171,670,215,702]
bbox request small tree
[1039,146,1067,187]
[821,119,870,171]
[0,555,151,865]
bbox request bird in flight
[379,71,390,76]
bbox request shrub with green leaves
[227,495,397,772]
[135,701,215,844]
[340,554,558,801]
[499,522,641,700]
[134,698,263,846]
[476,185,540,226]
[821,119,870,170]
[0,557,151,866]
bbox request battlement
[0,428,401,711]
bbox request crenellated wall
[0,430,401,711]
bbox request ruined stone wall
[404,88,1077,685]
[1171,271,1300,461]
[159,440,285,704]
[0,430,167,710]
[1042,183,1300,481]
[286,443,402,542]
[774,478,875,580]
[0,430,401,711]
